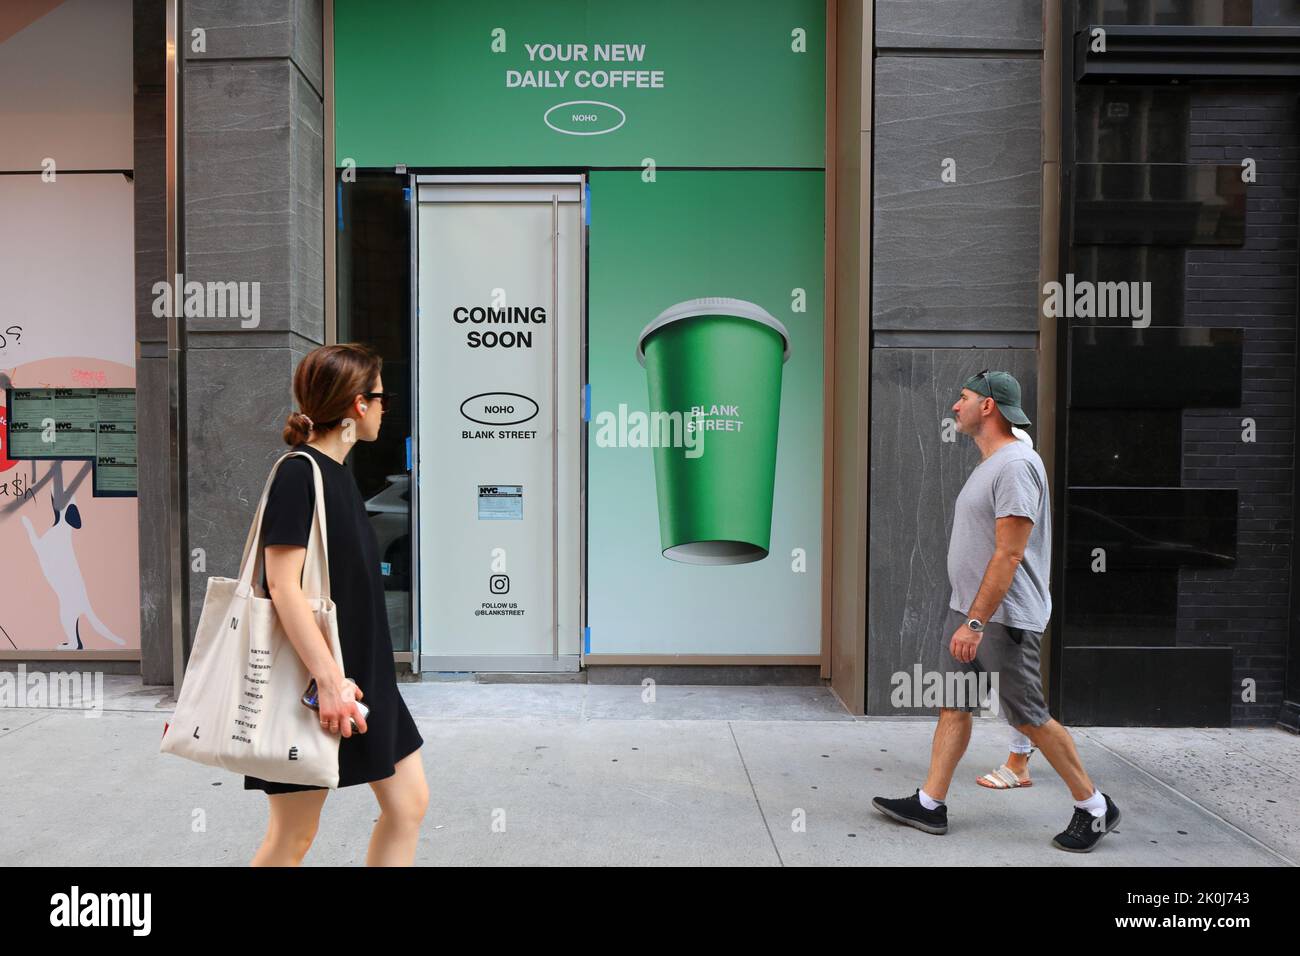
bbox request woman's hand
[316,675,367,737]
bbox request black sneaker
[872,789,949,835]
[1051,793,1121,852]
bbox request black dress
[244,442,423,794]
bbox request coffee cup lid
[635,297,791,366]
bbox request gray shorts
[940,607,1051,728]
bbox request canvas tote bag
[160,450,346,787]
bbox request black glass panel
[1075,86,1191,164]
[1062,647,1233,727]
[1064,568,1178,645]
[337,171,413,652]
[1074,164,1247,245]
[1254,0,1300,23]
[1068,408,1182,485]
[1076,0,1300,26]
[1068,246,1186,325]
[1066,488,1238,568]
[1071,326,1243,408]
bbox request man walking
[872,370,1121,852]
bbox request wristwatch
[966,617,985,633]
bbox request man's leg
[1024,715,1122,852]
[1006,727,1033,779]
[1014,718,1093,801]
[871,608,976,834]
[976,726,1034,789]
[922,708,973,801]
[1001,626,1121,851]
[872,708,961,832]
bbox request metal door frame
[411,173,587,673]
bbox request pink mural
[0,357,138,652]
[0,0,138,655]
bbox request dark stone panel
[866,348,1041,714]
[873,57,1042,331]
[171,0,326,670]
[135,356,172,684]
[1061,646,1234,726]
[183,59,294,333]
[183,0,323,96]
[135,88,167,345]
[135,0,167,345]
[875,0,1043,51]
[295,0,324,98]
[183,57,323,339]
[290,67,324,343]
[135,2,170,681]
[184,346,308,639]
[134,0,166,90]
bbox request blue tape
[403,186,411,202]
[405,436,411,471]
[584,182,590,225]
[583,383,591,422]
[583,625,591,654]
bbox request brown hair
[282,343,383,445]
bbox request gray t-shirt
[947,440,1052,632]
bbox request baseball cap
[962,369,1031,426]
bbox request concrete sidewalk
[1,677,1295,866]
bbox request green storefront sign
[334,0,825,168]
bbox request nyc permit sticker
[478,484,523,520]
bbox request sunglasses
[363,391,398,409]
[960,369,993,402]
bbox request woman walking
[247,343,427,866]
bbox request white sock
[1075,788,1106,818]
[918,788,944,810]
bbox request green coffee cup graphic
[636,297,790,565]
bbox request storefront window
[337,172,414,653]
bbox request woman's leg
[251,789,329,866]
[366,749,429,866]
[1005,728,1033,780]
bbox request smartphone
[302,678,370,730]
